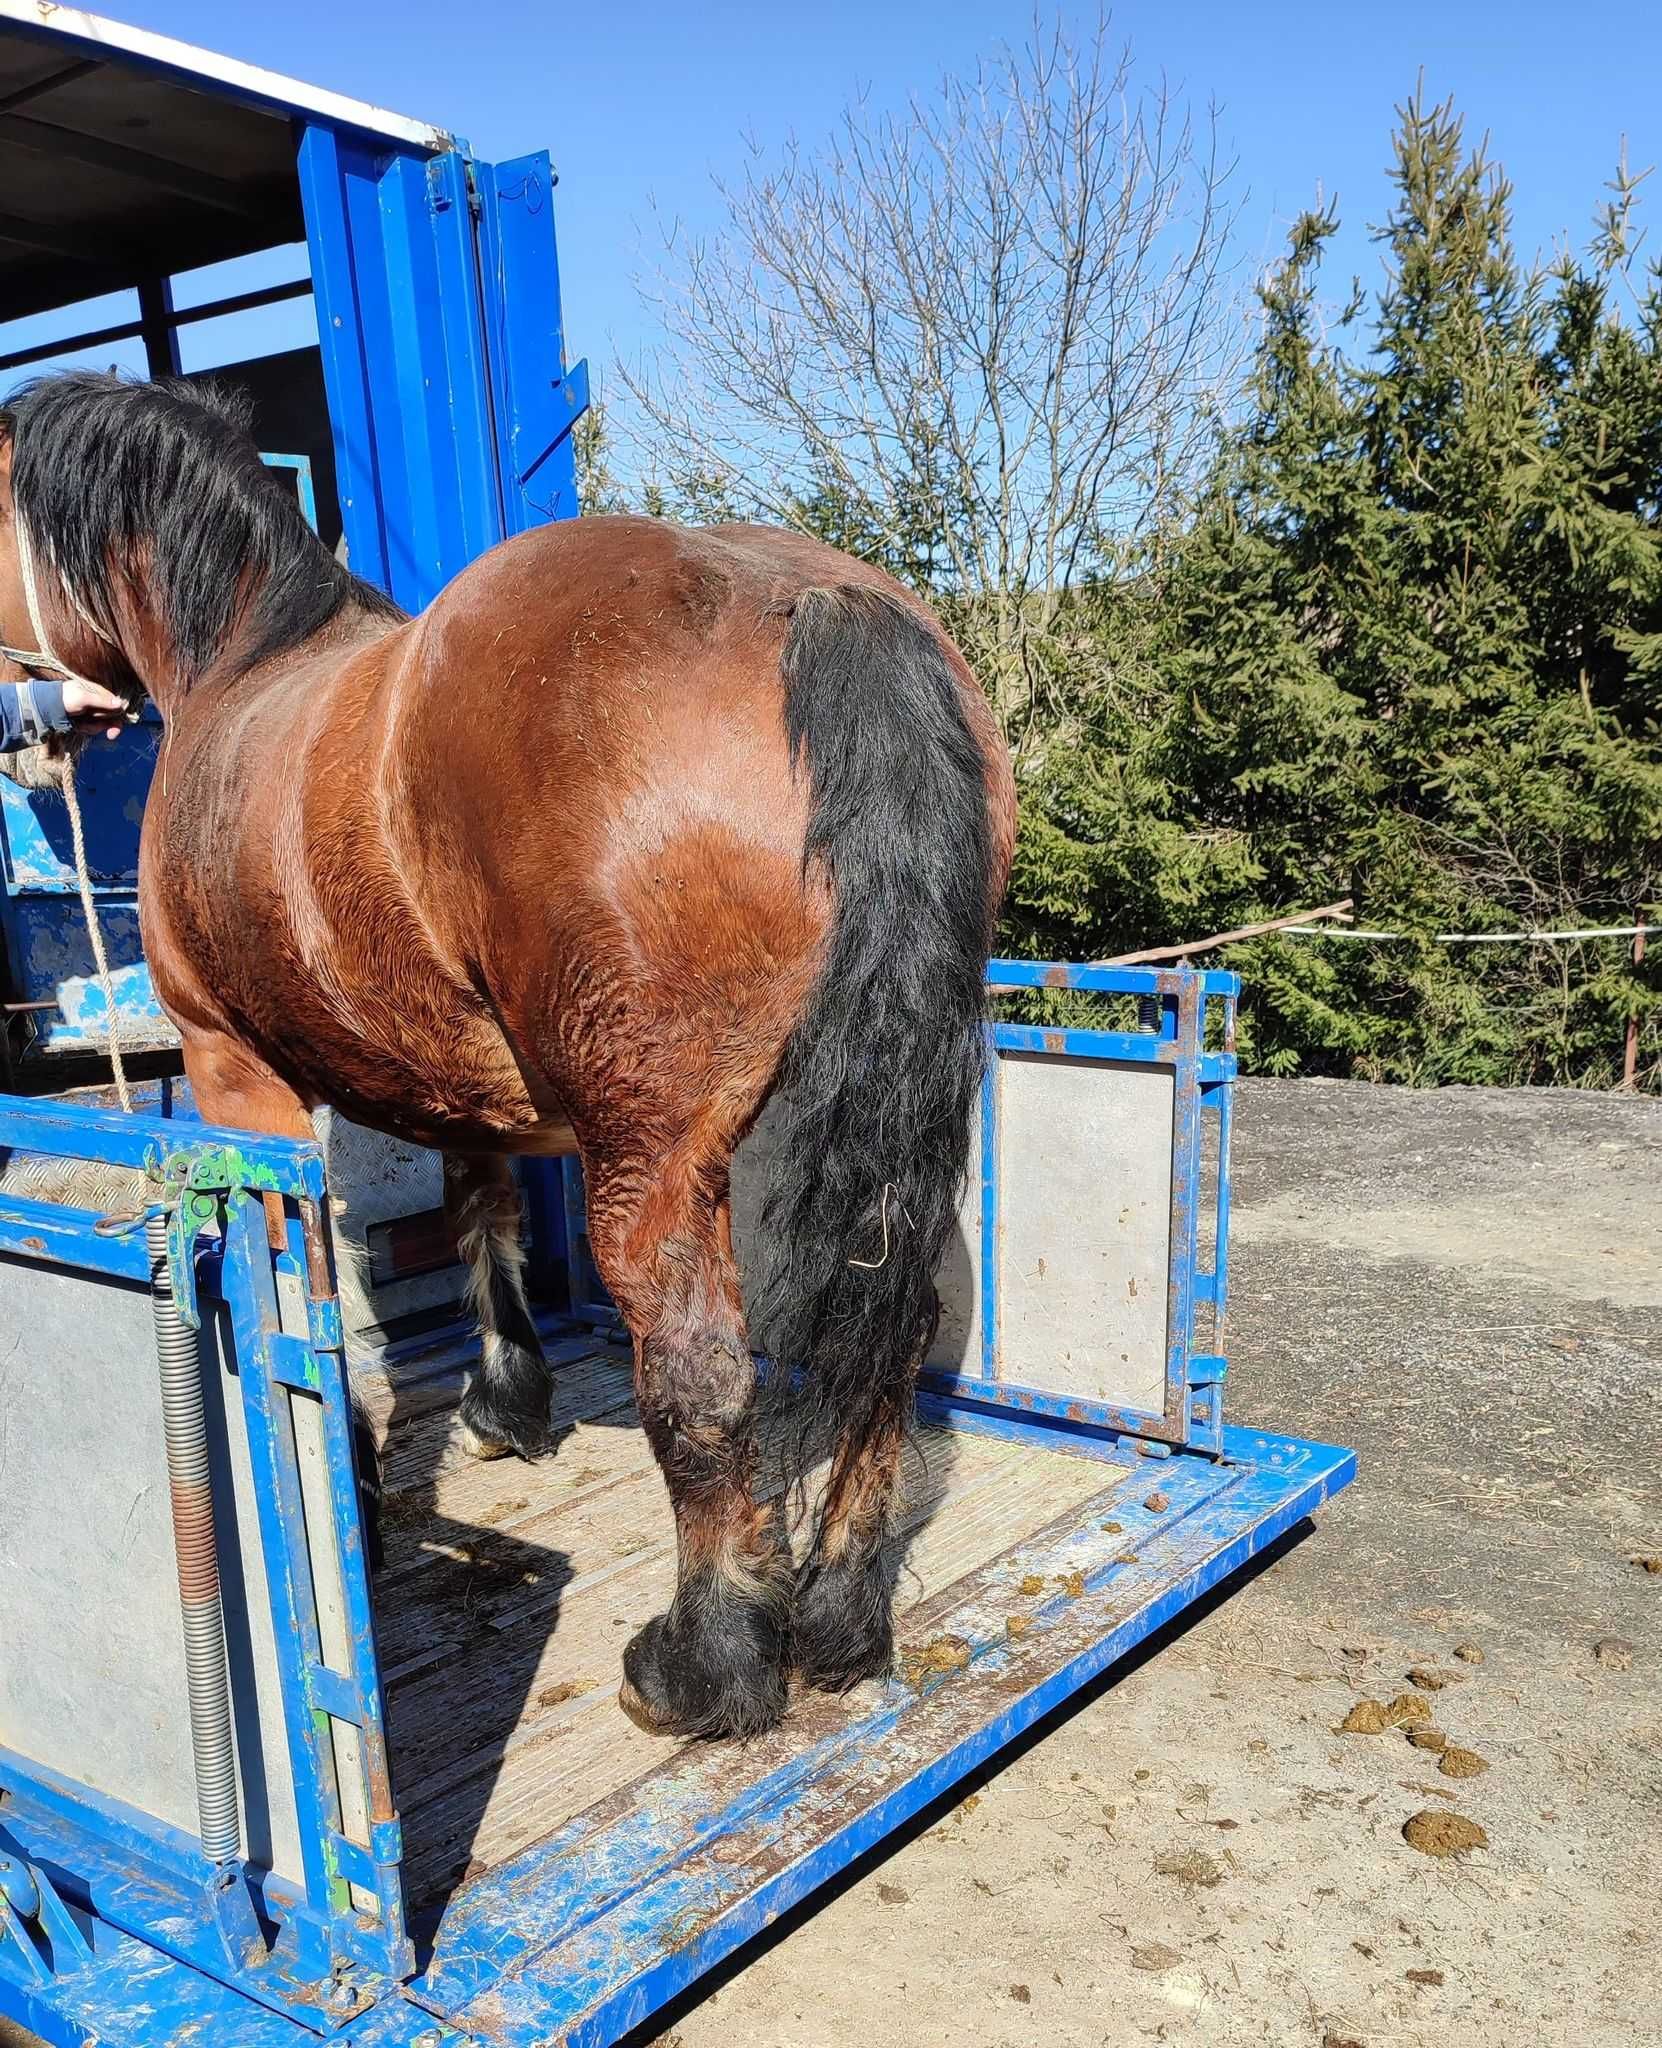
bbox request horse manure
[1407,1967,1446,1987]
[1130,1942,1182,1972]
[1018,1574,1046,1596]
[535,1680,588,1709]
[1453,1642,1485,1663]
[1100,1520,1124,1533]
[1009,1985,1031,2004]
[1337,1699,1392,1734]
[1006,1613,1033,1639]
[1144,1491,1170,1513]
[1386,1692,1433,1727]
[1055,1570,1086,1599]
[1593,1636,1634,1671]
[1403,1810,1488,1857]
[1406,1667,1447,1690]
[877,1883,909,1906]
[1439,1746,1489,1779]
[1630,1555,1662,1574]
[901,1634,972,1685]
[1407,1726,1448,1752]
[1153,1849,1223,1890]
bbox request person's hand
[61,679,128,741]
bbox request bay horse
[0,370,1015,1739]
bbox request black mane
[1,369,402,685]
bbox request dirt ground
[5,1079,1657,2048]
[630,1078,1662,2048]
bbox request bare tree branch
[616,7,1247,746]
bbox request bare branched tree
[619,9,1245,742]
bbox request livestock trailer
[0,12,1356,2046]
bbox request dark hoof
[792,1556,895,1692]
[620,1599,788,1739]
[457,1380,552,1462]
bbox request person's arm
[0,676,129,753]
[0,678,70,753]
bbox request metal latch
[93,1142,245,1328]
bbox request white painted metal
[0,3,450,151]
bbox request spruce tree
[1008,89,1661,1089]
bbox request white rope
[8,511,134,1111]
[1280,923,1648,945]
[59,752,133,1112]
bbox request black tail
[751,585,995,1429]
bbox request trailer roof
[0,3,451,323]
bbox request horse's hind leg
[794,1385,913,1690]
[443,1152,553,1459]
[585,1144,789,1738]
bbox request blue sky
[8,2,1662,380]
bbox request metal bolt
[411,2031,444,2048]
[0,1852,40,1919]
[326,1978,360,2014]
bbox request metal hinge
[93,1142,256,1329]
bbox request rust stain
[298,1197,332,1300]
[168,1479,222,1605]
[1042,1029,1066,1055]
[361,1732,397,1823]
[1041,963,1071,987]
[19,1235,47,1255]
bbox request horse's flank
[147,515,1003,1157]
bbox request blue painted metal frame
[0,1096,409,2034]
[363,1416,1354,2048]
[261,450,321,534]
[0,954,1357,2048]
[298,126,590,611]
[921,957,1238,1455]
[477,152,589,530]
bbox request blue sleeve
[0,679,70,752]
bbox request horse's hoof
[791,1556,895,1692]
[620,1606,788,1740]
[457,1419,516,1461]
[456,1386,552,1462]
[617,1667,678,1733]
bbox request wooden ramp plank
[374,1349,1122,1904]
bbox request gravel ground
[5,1078,1657,2047]
[634,1077,1662,2048]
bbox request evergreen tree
[1009,89,1661,1089]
